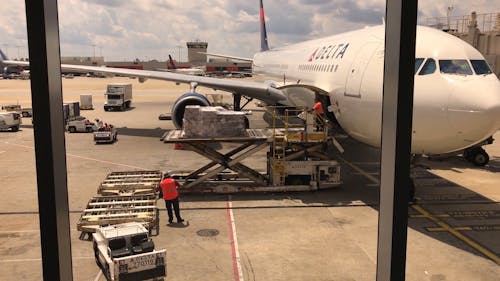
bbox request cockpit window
[470,60,493,75]
[419,58,436,75]
[415,58,424,74]
[439,60,473,75]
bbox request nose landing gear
[463,146,489,166]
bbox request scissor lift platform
[77,194,159,240]
[162,129,272,189]
[161,128,341,191]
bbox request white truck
[0,112,22,132]
[104,83,133,111]
[93,222,166,281]
[66,116,97,133]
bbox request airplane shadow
[116,127,167,138]
[179,136,500,263]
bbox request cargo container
[80,94,93,110]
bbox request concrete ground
[0,77,498,280]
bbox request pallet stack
[77,170,163,240]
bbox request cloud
[0,0,499,60]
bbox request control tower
[186,41,208,65]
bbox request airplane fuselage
[252,25,500,155]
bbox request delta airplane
[1,0,499,166]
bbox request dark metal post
[377,0,417,280]
[25,0,73,280]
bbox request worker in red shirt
[312,98,325,131]
[159,175,184,224]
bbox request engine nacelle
[171,92,211,128]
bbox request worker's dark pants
[165,197,182,222]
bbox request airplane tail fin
[168,55,177,69]
[0,49,8,61]
[259,0,269,51]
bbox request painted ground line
[226,195,244,281]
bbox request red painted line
[226,198,242,281]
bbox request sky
[0,0,499,61]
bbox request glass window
[439,59,473,75]
[418,58,436,75]
[414,58,424,74]
[470,60,492,75]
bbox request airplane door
[344,43,379,98]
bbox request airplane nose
[447,78,500,144]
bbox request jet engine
[171,93,211,128]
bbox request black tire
[86,127,92,133]
[471,148,489,166]
[104,264,111,281]
[69,126,76,133]
[104,107,109,112]
[408,178,416,203]
[10,125,19,132]
[22,112,29,117]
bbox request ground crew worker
[312,99,325,131]
[159,175,184,224]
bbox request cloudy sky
[1,0,498,61]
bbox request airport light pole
[91,43,96,58]
[2,43,8,57]
[15,45,22,59]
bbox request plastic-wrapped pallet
[183,105,247,138]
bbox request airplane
[1,0,499,167]
[155,55,205,76]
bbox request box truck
[104,83,133,111]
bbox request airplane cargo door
[344,43,379,98]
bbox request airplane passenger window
[439,60,473,75]
[414,58,424,73]
[470,60,493,75]
[418,58,436,75]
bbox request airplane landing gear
[409,177,416,203]
[463,147,489,166]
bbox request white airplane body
[2,1,499,158]
[252,25,500,155]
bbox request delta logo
[308,43,350,62]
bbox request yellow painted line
[410,214,450,218]
[336,156,380,185]
[427,225,500,232]
[412,204,500,265]
[426,226,471,232]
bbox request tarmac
[0,77,499,281]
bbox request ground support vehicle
[98,170,163,196]
[66,116,97,133]
[104,83,133,111]
[94,126,118,143]
[93,222,166,281]
[77,194,160,240]
[0,112,22,132]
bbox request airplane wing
[200,52,254,62]
[2,59,284,104]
